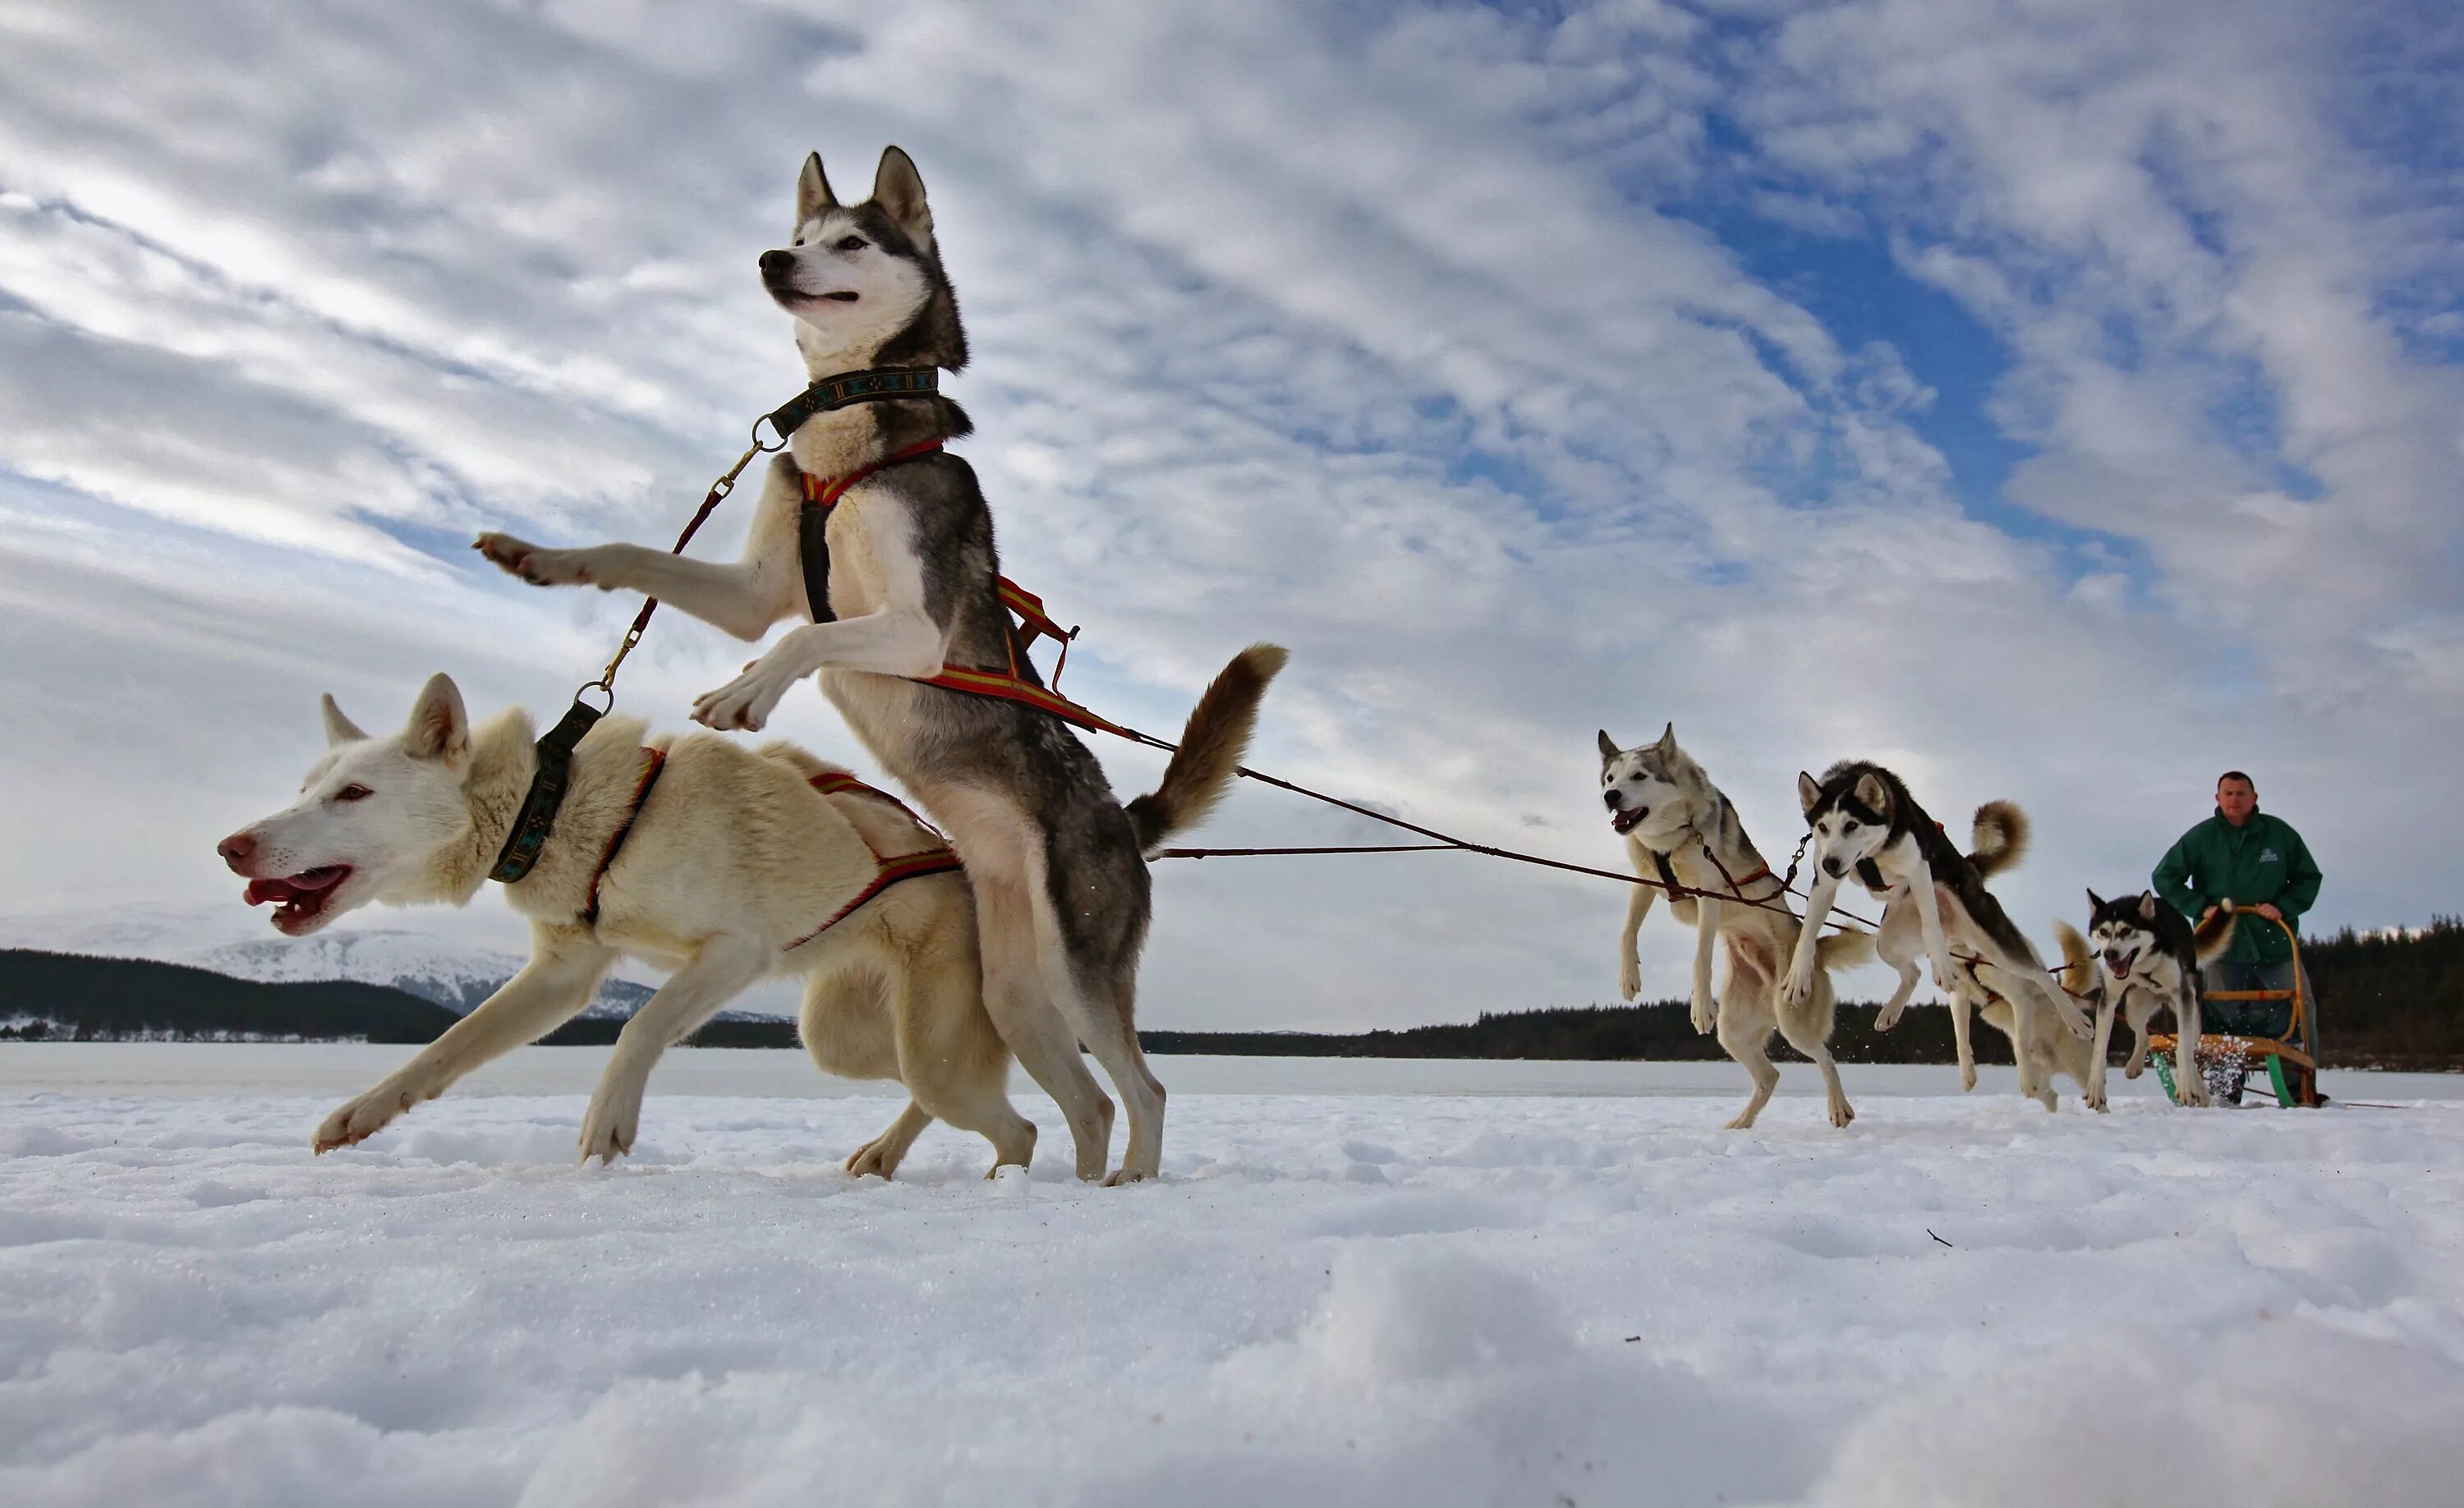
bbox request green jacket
[2152,809,2323,966]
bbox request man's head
[2216,770,2257,826]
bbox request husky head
[762,147,968,376]
[2085,889,2165,982]
[1597,724,1703,844]
[1797,763,1895,881]
[215,676,480,936]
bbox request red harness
[576,751,962,946]
[799,447,1129,738]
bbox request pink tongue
[245,877,299,907]
[244,867,344,907]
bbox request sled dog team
[218,147,2231,1183]
[1601,729,2240,1132]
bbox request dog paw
[476,532,597,587]
[1102,1165,1153,1187]
[2124,1061,2145,1080]
[1618,962,1642,1002]
[844,1138,899,1180]
[2085,1090,2109,1113]
[313,1085,415,1152]
[577,1080,645,1164]
[1724,1110,1759,1131]
[1689,993,1717,1034]
[1959,1064,1979,1093]
[692,667,790,733]
[1874,1001,1905,1032]
[2062,1010,2095,1042]
[1829,1099,1855,1129]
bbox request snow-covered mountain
[0,903,664,1018]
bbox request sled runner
[2150,912,2320,1108]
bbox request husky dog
[474,148,1284,1182]
[217,674,1034,1175]
[2056,892,2238,1108]
[1600,727,1875,1128]
[1784,762,2091,1110]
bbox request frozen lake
[4,1046,2462,1506]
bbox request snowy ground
[4,1049,2462,1507]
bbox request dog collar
[761,366,940,445]
[488,690,612,885]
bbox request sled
[2150,912,2320,1107]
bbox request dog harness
[572,750,962,944]
[798,445,1129,737]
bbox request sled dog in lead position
[2057,891,2238,1108]
[475,148,1285,1183]
[218,675,1033,1175]
[1785,762,2092,1110]
[1600,726,1875,1128]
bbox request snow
[4,1049,2462,1507]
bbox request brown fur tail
[1967,800,2030,879]
[2054,920,2094,1000]
[2191,899,2238,964]
[1816,927,1877,971]
[1126,643,1288,855]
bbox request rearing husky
[476,148,1284,1182]
[2057,891,2238,1109]
[1599,726,1874,1129]
[1784,762,2092,1110]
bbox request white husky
[217,674,1032,1175]
[1599,726,1874,1128]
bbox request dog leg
[1949,981,1977,1092]
[890,938,1037,1177]
[2172,982,2210,1107]
[1871,899,1922,1032]
[1782,873,1841,1011]
[1040,949,1165,1184]
[315,931,613,1152]
[1976,965,2057,1110]
[2124,994,2153,1079]
[1773,1003,1854,1129]
[1903,857,1961,1021]
[846,1101,935,1179]
[1717,1009,1781,1130]
[579,934,772,1163]
[974,875,1112,1179]
[1617,883,1653,1002]
[1689,896,1721,1033]
[2085,988,2119,1113]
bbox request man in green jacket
[2152,770,2324,1065]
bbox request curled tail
[2191,899,2238,964]
[1967,800,2030,879]
[2054,919,2095,1000]
[1126,644,1288,855]
[1816,927,1877,972]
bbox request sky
[1,0,2457,1032]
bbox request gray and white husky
[2056,891,2238,1108]
[1784,762,2093,1110]
[1599,726,1874,1128]
[475,148,1284,1182]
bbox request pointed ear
[871,145,933,249]
[1597,729,1621,762]
[2137,890,2159,919]
[2085,888,2104,913]
[1853,771,1889,814]
[402,674,470,763]
[320,693,368,747]
[1654,722,1678,756]
[796,151,837,229]
[1797,771,1823,815]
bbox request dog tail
[1815,926,1877,971]
[1126,643,1288,855]
[2191,899,2238,964]
[1967,800,2030,879]
[2054,919,2094,1000]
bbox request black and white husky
[476,148,1284,1182]
[1784,762,2092,1110]
[2057,892,2238,1108]
[1600,727,1874,1128]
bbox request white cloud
[0,0,2455,1031]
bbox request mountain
[0,903,675,1020]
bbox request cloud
[0,0,2455,1031]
